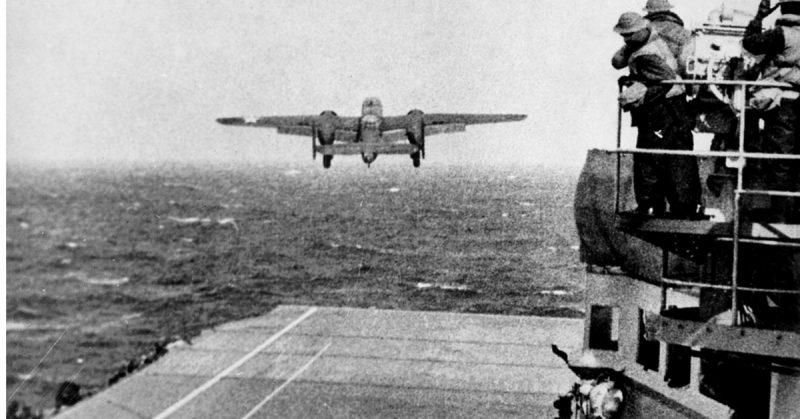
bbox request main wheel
[323,155,332,169]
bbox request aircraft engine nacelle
[406,109,425,161]
[316,110,338,144]
[316,110,338,168]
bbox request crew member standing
[743,0,800,222]
[612,0,691,72]
[613,12,702,218]
[742,0,800,348]
[643,0,691,64]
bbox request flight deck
[55,305,582,418]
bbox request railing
[610,79,800,326]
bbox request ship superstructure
[570,3,800,418]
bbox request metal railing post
[616,87,623,214]
[731,83,747,326]
[661,249,669,312]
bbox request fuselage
[359,97,383,164]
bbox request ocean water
[6,160,584,409]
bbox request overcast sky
[7,0,756,167]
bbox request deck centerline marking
[241,341,332,419]
[152,307,318,419]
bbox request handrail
[662,277,800,294]
[614,78,800,327]
[737,189,800,198]
[663,79,794,88]
[716,237,800,247]
[609,149,800,160]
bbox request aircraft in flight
[217,97,526,168]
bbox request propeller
[406,109,426,160]
[312,122,317,161]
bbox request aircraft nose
[361,153,377,164]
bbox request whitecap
[83,277,129,286]
[7,321,29,331]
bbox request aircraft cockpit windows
[362,114,380,130]
[361,97,383,117]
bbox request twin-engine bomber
[217,97,526,168]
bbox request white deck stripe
[240,341,332,419]
[153,307,318,419]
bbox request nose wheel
[411,151,421,168]
[323,155,332,169]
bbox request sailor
[613,12,702,218]
[612,0,691,73]
[743,0,800,222]
[643,0,691,64]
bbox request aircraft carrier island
[567,2,800,418]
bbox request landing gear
[323,155,332,169]
[411,151,421,168]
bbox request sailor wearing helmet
[612,12,702,218]
[743,0,800,222]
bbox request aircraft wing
[382,113,526,134]
[422,113,527,125]
[216,115,359,135]
[217,116,318,128]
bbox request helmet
[614,12,649,34]
[643,0,674,13]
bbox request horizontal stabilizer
[374,143,419,154]
[335,130,357,143]
[315,143,420,156]
[425,123,466,136]
[382,130,409,142]
[277,126,313,136]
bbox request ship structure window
[636,309,659,371]
[699,350,772,418]
[664,344,691,388]
[588,305,619,351]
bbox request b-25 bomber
[217,97,526,168]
